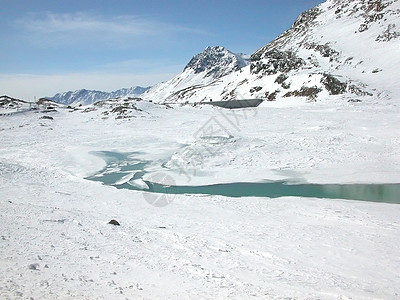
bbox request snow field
[1,97,400,298]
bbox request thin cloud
[15,12,209,48]
[97,58,185,74]
[0,71,178,100]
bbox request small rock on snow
[108,219,120,226]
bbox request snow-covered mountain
[184,46,249,78]
[0,95,32,115]
[142,46,250,103]
[79,97,172,120]
[49,86,150,106]
[144,0,400,104]
[0,95,27,108]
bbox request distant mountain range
[48,86,150,106]
[50,0,400,105]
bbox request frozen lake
[87,151,400,204]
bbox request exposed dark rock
[364,0,390,13]
[237,79,248,86]
[275,74,291,89]
[358,23,369,32]
[250,86,262,94]
[303,43,340,62]
[250,50,305,76]
[352,0,392,34]
[28,263,40,270]
[40,116,54,120]
[82,107,96,113]
[264,90,280,101]
[347,84,373,96]
[221,89,238,100]
[111,105,128,114]
[321,74,347,95]
[108,219,120,226]
[376,24,400,41]
[275,74,288,84]
[284,86,322,101]
[292,7,322,29]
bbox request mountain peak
[184,46,250,78]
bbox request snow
[2,0,400,298]
[1,95,400,299]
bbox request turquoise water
[86,151,400,204]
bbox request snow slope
[49,86,150,106]
[0,95,34,115]
[1,96,400,298]
[144,0,400,104]
[142,46,250,103]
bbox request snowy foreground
[1,97,400,299]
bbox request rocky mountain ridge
[142,46,250,103]
[143,0,400,104]
[49,86,150,106]
[184,46,250,78]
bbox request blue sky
[0,0,323,100]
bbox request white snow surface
[1,95,400,299]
